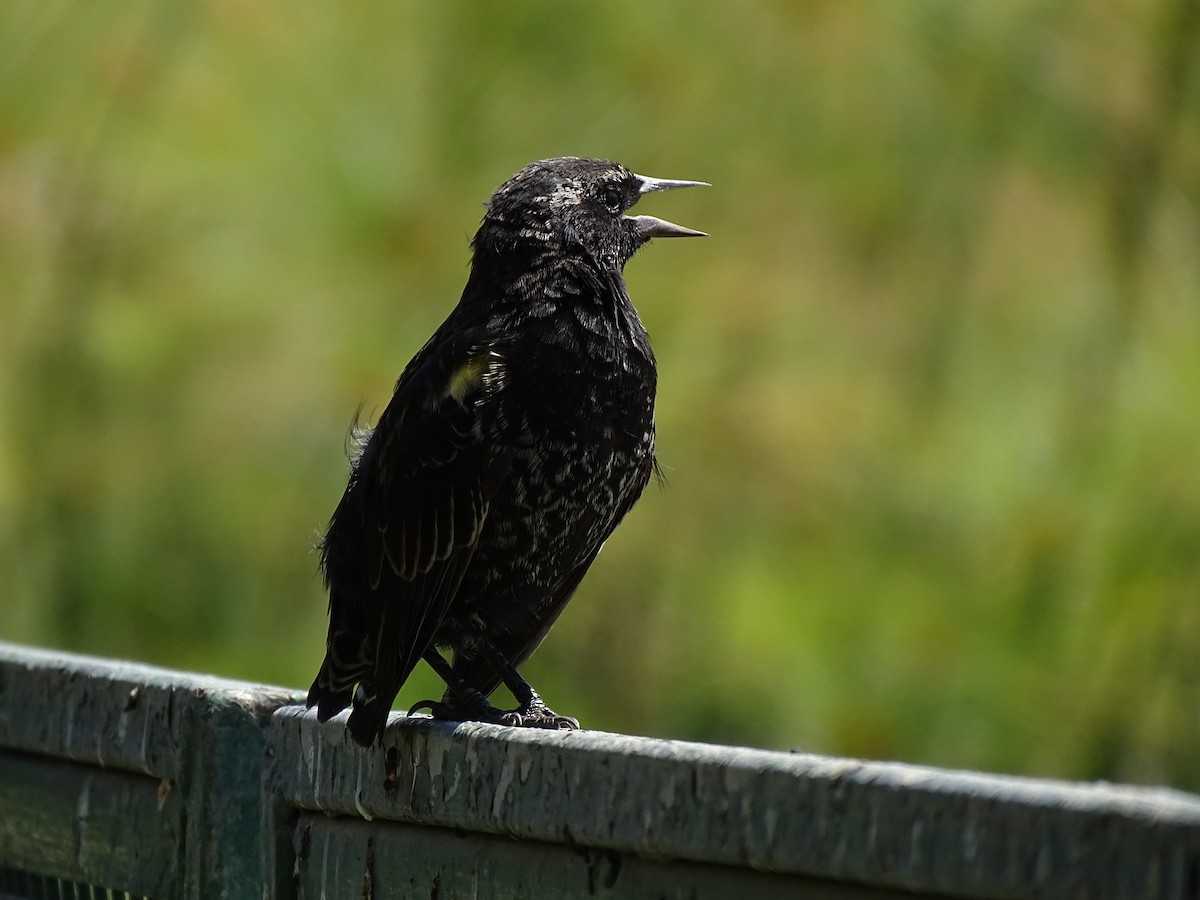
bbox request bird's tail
[346,686,391,747]
[306,590,373,722]
[307,593,406,747]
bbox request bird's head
[473,157,707,271]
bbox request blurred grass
[2,1,1198,789]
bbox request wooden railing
[1,641,1197,899]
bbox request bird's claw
[407,698,457,719]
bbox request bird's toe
[503,699,580,730]
[407,698,464,720]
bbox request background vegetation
[2,2,1198,790]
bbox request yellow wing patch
[438,354,489,407]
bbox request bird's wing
[310,325,512,739]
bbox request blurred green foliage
[2,1,1198,790]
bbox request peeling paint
[138,703,153,776]
[517,751,533,786]
[73,772,93,868]
[445,758,462,802]
[313,725,326,812]
[354,754,374,822]
[319,827,330,900]
[427,738,443,785]
[491,759,514,820]
[658,773,675,810]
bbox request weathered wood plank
[270,707,1200,900]
[0,642,304,900]
[0,749,181,899]
[176,684,297,900]
[293,813,919,900]
[0,641,299,778]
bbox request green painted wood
[292,813,917,900]
[0,642,302,900]
[0,749,181,899]
[0,641,299,779]
[177,684,303,900]
[270,707,1200,900]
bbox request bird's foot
[407,698,462,720]
[500,692,579,730]
[408,687,501,723]
[408,692,578,730]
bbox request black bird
[307,157,707,745]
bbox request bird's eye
[600,186,624,213]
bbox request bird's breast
[508,324,654,439]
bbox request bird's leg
[408,649,509,723]
[477,641,580,731]
[409,647,579,731]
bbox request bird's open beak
[628,173,709,239]
[627,215,707,239]
[635,175,710,195]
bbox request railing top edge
[270,705,1200,823]
[5,640,1199,825]
[0,640,300,705]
